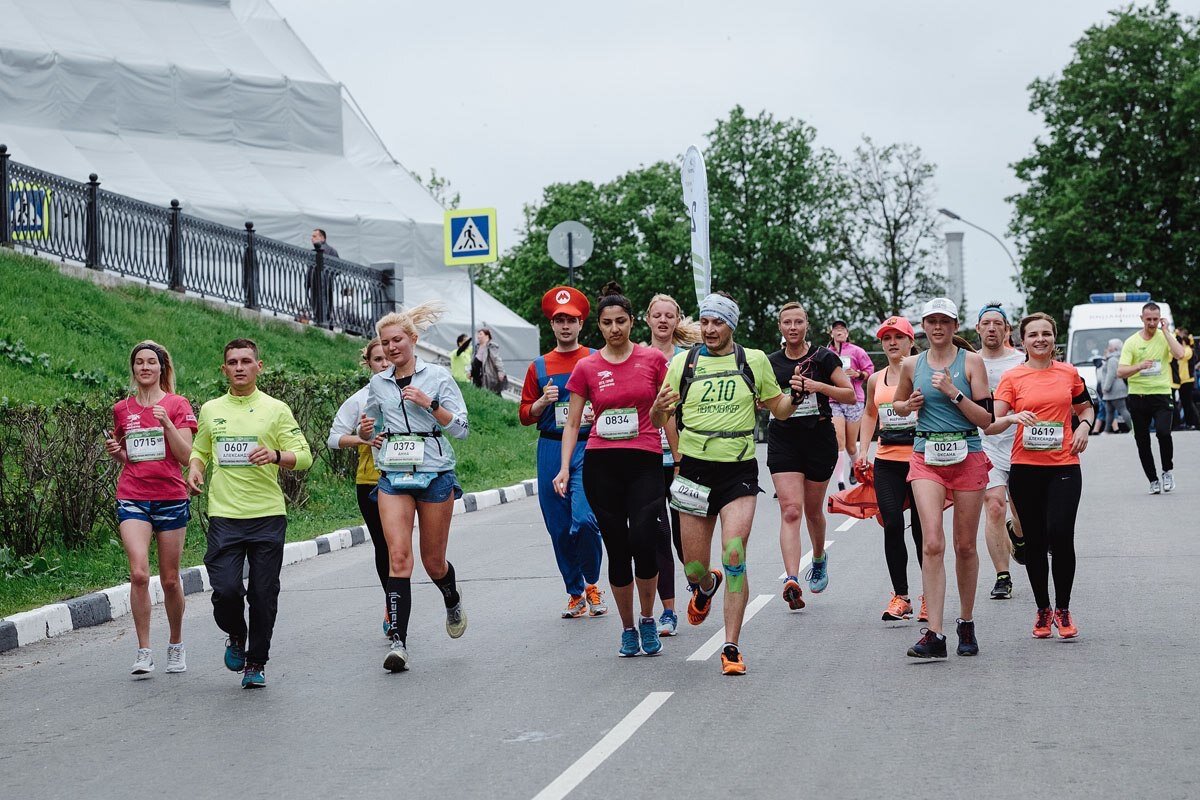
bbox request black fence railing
[0,144,391,336]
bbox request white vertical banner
[681,145,710,310]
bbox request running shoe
[1008,519,1026,565]
[1149,479,1162,495]
[806,554,829,594]
[585,584,609,617]
[638,617,662,655]
[686,569,723,625]
[1162,471,1175,493]
[618,628,641,657]
[1053,608,1079,638]
[445,595,467,639]
[917,595,929,623]
[384,639,409,672]
[782,578,805,610]
[241,663,266,688]
[224,637,246,672]
[562,594,587,619]
[131,648,154,676]
[907,628,947,659]
[990,573,1013,600]
[956,619,979,656]
[165,643,186,674]
[720,643,746,676]
[1033,607,1054,639]
[882,594,913,621]
[658,608,679,637]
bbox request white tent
[0,0,538,376]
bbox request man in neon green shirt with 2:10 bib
[188,338,313,688]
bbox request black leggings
[1127,394,1174,481]
[873,457,923,595]
[656,466,685,600]
[582,449,663,587]
[1008,464,1081,610]
[356,483,388,596]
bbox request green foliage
[1010,0,1200,323]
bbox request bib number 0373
[380,436,425,468]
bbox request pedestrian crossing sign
[8,183,51,240]
[444,208,498,266]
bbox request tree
[415,167,461,210]
[1009,1,1200,323]
[828,137,944,324]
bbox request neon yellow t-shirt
[1120,330,1173,395]
[664,347,781,463]
[190,390,314,518]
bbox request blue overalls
[534,353,604,597]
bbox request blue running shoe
[618,628,641,657]
[657,608,679,637]
[806,554,830,594]
[224,637,246,672]
[241,663,266,688]
[639,617,662,655]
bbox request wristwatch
[952,392,965,404]
[429,399,440,412]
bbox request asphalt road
[3,434,1198,800]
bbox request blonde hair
[128,340,176,394]
[375,301,446,342]
[645,293,701,346]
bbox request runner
[358,302,470,673]
[890,298,994,659]
[326,338,392,635]
[989,312,1094,639]
[1118,301,1187,493]
[105,341,197,676]
[187,339,313,688]
[855,317,926,622]
[554,282,669,658]
[976,303,1027,598]
[767,303,855,609]
[643,293,700,636]
[651,291,795,675]
[828,319,875,490]
[518,286,607,620]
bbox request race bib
[215,435,256,467]
[924,432,968,466]
[554,400,595,429]
[790,392,819,418]
[380,436,425,468]
[668,476,710,516]
[840,355,853,372]
[879,403,917,431]
[1142,360,1162,376]
[595,408,639,440]
[1022,421,1065,451]
[125,427,165,463]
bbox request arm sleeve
[518,362,542,426]
[276,405,314,470]
[438,372,469,439]
[327,393,361,449]
[189,405,211,465]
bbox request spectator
[1172,327,1197,430]
[450,333,472,383]
[311,228,339,259]
[1101,338,1132,434]
[473,327,506,394]
[304,229,338,324]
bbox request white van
[1066,292,1172,391]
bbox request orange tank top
[874,367,916,461]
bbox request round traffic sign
[547,221,594,269]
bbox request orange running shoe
[687,569,723,626]
[720,644,746,676]
[882,593,913,621]
[1032,607,1053,638]
[1053,608,1078,638]
[781,579,805,610]
[584,584,608,616]
[917,595,929,623]
[561,595,587,619]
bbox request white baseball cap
[921,297,959,321]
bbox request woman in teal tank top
[891,298,994,661]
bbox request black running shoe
[956,619,979,656]
[990,573,1013,599]
[1007,520,1026,566]
[907,628,947,659]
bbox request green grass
[0,249,536,617]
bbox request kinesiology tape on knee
[722,538,747,593]
[684,560,708,585]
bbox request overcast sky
[273,0,1199,315]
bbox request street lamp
[938,207,1027,303]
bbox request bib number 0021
[924,433,967,466]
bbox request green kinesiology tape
[722,538,747,593]
[684,560,708,584]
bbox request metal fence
[0,144,392,337]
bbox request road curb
[0,478,537,654]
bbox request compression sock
[386,576,411,643]
[432,561,461,608]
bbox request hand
[187,464,205,495]
[846,368,860,380]
[905,388,925,413]
[1138,359,1155,372]
[541,380,560,406]
[104,432,124,460]
[930,367,957,398]
[151,405,174,428]
[789,370,809,394]
[653,385,680,415]
[853,454,869,471]
[402,385,433,409]
[247,445,275,466]
[1011,410,1039,427]
[1071,423,1090,455]
[552,467,570,497]
[359,413,375,440]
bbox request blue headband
[978,305,1008,323]
[699,294,740,330]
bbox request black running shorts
[675,456,762,517]
[766,417,838,481]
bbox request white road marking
[777,539,836,581]
[686,593,773,661]
[532,691,672,800]
[836,517,859,532]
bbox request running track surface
[3,436,1197,800]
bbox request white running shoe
[1162,471,1175,492]
[1149,480,1162,495]
[131,648,154,675]
[384,639,409,672]
[165,642,187,673]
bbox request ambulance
[1066,292,1172,391]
